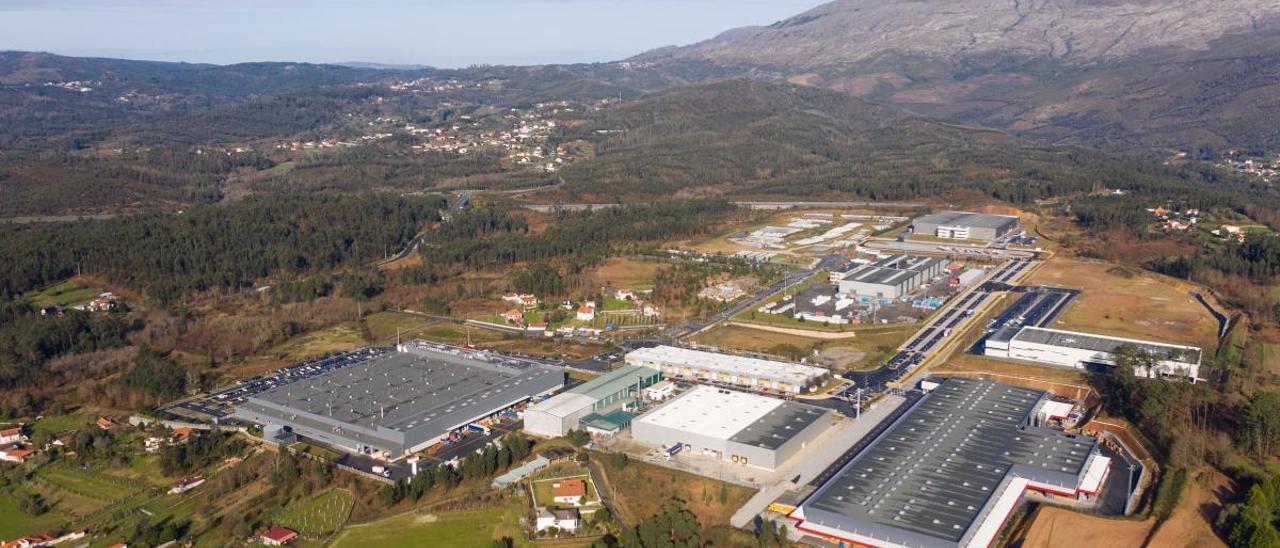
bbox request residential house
[0,446,35,463]
[503,309,525,324]
[535,507,581,533]
[96,417,114,430]
[641,304,662,317]
[614,288,636,301]
[259,526,298,546]
[552,478,587,505]
[0,427,21,445]
[576,307,596,322]
[172,426,194,443]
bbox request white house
[536,507,581,533]
[0,427,21,445]
[576,307,596,322]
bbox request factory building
[985,326,1202,382]
[523,365,661,438]
[625,346,829,394]
[631,385,831,470]
[912,211,1021,241]
[233,345,563,460]
[791,378,1110,548]
[836,255,947,299]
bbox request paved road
[672,254,842,340]
[863,238,1037,259]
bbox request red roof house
[260,526,299,546]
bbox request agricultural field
[0,486,67,538]
[330,503,529,548]
[362,311,440,344]
[275,488,355,538]
[24,280,103,309]
[414,322,506,346]
[1025,258,1220,351]
[36,463,147,504]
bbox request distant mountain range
[638,0,1280,153]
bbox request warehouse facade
[791,378,1110,548]
[985,326,1202,381]
[912,211,1020,241]
[631,386,830,470]
[523,365,661,438]
[233,345,563,460]
[625,346,829,394]
[836,255,947,299]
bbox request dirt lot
[1021,466,1230,548]
[1026,257,1220,351]
[1022,505,1152,548]
[1148,468,1233,548]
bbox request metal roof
[1013,327,1202,364]
[798,378,1096,547]
[627,346,827,386]
[728,399,828,450]
[635,385,783,441]
[237,348,562,451]
[567,365,660,400]
[913,211,1020,230]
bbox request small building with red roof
[260,526,298,546]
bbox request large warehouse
[836,255,947,298]
[631,385,831,470]
[233,345,563,460]
[985,326,1202,381]
[791,378,1110,548]
[625,346,829,394]
[524,364,661,438]
[912,211,1021,241]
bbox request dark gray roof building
[792,378,1109,548]
[912,211,1020,241]
[233,344,563,460]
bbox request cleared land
[1147,468,1232,548]
[24,280,102,309]
[330,504,527,548]
[1022,505,1151,548]
[1026,257,1220,351]
[590,457,753,530]
[265,322,365,362]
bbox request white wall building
[625,346,828,394]
[985,326,1202,381]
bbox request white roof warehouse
[625,345,828,393]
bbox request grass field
[331,504,528,548]
[276,488,355,537]
[265,322,366,362]
[28,413,93,438]
[1026,257,1220,351]
[693,324,913,371]
[363,312,440,344]
[415,323,506,346]
[593,257,662,290]
[0,487,67,538]
[24,280,102,309]
[531,475,599,509]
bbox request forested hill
[552,79,1263,207]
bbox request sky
[0,0,824,67]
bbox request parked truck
[664,443,684,460]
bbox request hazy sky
[0,0,823,67]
